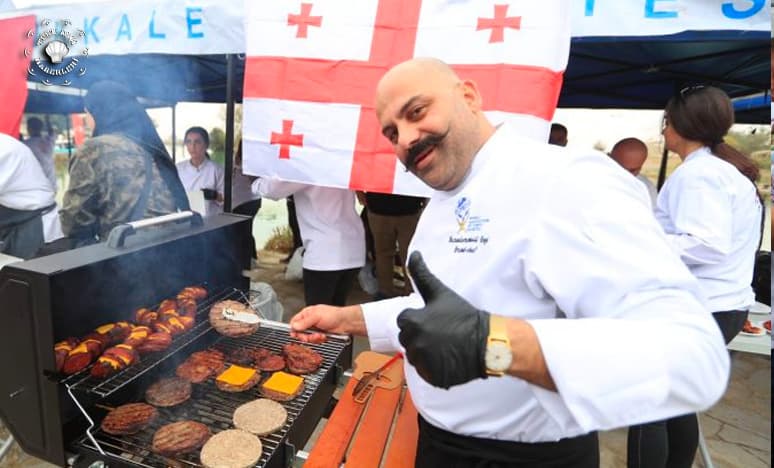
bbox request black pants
[416,415,599,468]
[233,199,261,260]
[302,267,359,306]
[287,196,302,251]
[627,309,747,468]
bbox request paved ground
[2,252,769,467]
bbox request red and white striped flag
[242,1,569,195]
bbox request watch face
[485,342,512,373]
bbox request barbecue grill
[0,213,352,467]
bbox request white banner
[10,0,244,56]
[571,0,769,37]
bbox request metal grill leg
[0,434,15,462]
[697,416,714,468]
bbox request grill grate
[72,290,350,467]
[60,287,237,398]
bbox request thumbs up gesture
[397,251,490,389]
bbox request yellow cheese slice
[95,324,115,334]
[70,343,90,355]
[262,371,303,396]
[216,365,256,386]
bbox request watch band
[486,314,511,376]
[488,314,509,344]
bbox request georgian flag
[242,1,569,195]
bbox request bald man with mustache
[289,58,729,467]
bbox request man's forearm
[504,318,557,391]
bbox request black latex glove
[397,251,489,389]
[201,188,218,200]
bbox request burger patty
[200,429,262,468]
[145,377,192,407]
[100,403,158,435]
[282,344,323,375]
[253,348,286,372]
[176,349,225,383]
[151,420,211,457]
[209,300,260,338]
[233,399,287,436]
[225,347,255,365]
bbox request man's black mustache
[405,131,448,171]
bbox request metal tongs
[352,352,403,399]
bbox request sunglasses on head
[678,85,706,99]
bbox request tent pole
[172,105,177,163]
[224,54,235,213]
[657,146,669,190]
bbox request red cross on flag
[242,1,569,195]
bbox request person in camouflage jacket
[60,81,189,244]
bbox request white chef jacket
[655,147,761,312]
[251,178,365,271]
[176,158,225,216]
[0,134,63,242]
[362,124,729,443]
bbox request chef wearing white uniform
[252,178,365,306]
[289,59,729,467]
[655,146,762,322]
[628,85,763,468]
[0,133,64,258]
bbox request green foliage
[209,150,225,166]
[210,127,226,154]
[263,225,294,254]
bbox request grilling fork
[352,352,402,398]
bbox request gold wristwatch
[485,314,512,376]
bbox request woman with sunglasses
[628,86,763,468]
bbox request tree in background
[209,127,226,165]
[210,127,226,153]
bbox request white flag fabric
[242,0,570,195]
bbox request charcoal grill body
[0,214,251,466]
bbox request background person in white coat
[287,58,730,468]
[609,137,658,208]
[627,85,764,468]
[251,178,365,307]
[0,133,63,258]
[176,127,225,217]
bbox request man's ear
[460,79,483,112]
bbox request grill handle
[106,211,204,248]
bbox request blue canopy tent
[559,28,770,186]
[561,30,770,121]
